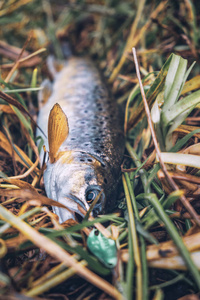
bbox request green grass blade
[163,54,182,108]
[122,174,142,300]
[170,128,200,152]
[146,193,200,289]
[31,68,38,88]
[163,89,200,127]
[4,87,41,93]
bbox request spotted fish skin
[37,57,124,223]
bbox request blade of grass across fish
[84,191,102,221]
[145,193,200,289]
[0,205,122,299]
[44,214,121,237]
[0,90,46,138]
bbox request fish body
[37,57,124,223]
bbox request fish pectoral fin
[38,79,52,109]
[48,103,69,163]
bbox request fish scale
[37,56,124,223]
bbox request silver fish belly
[37,57,124,223]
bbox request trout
[37,56,124,223]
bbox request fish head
[44,151,107,223]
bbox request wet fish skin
[37,57,124,223]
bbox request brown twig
[132,47,200,226]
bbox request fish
[36,56,125,223]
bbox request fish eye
[86,189,99,204]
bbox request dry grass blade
[4,35,31,83]
[0,91,45,137]
[109,1,168,82]
[0,131,38,171]
[0,188,75,212]
[24,260,88,297]
[148,251,200,270]
[0,179,38,192]
[0,205,123,300]
[0,0,34,17]
[146,231,200,261]
[132,47,200,226]
[5,158,39,180]
[2,48,46,69]
[109,0,146,82]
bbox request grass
[1,1,200,299]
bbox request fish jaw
[43,154,106,223]
[43,162,87,222]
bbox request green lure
[87,229,117,268]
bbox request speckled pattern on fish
[37,57,125,223]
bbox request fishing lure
[37,56,124,223]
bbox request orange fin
[48,103,69,163]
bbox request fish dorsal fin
[48,103,69,163]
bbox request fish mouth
[69,193,88,212]
[55,189,105,224]
[52,194,87,224]
[67,194,88,222]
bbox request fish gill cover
[1,1,200,300]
